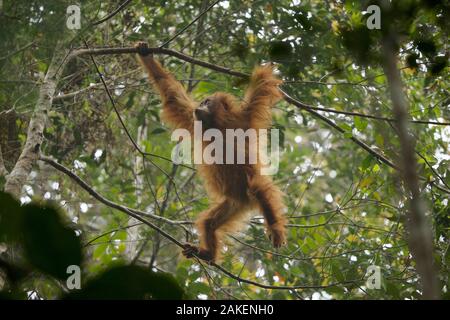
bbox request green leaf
[150,127,167,135]
[21,204,82,280]
[344,131,353,139]
[354,116,368,131]
[361,155,373,170]
[66,265,184,300]
[189,282,210,295]
[341,123,352,132]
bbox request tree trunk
[127,120,148,261]
[4,43,67,197]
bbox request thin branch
[210,263,363,290]
[71,46,247,77]
[280,88,400,170]
[39,155,188,247]
[160,0,222,48]
[230,235,407,262]
[416,151,450,190]
[53,68,141,101]
[0,41,35,61]
[284,79,382,87]
[54,82,116,101]
[68,45,450,195]
[280,101,450,126]
[84,222,142,247]
[39,155,188,227]
[80,42,195,171]
[40,155,360,290]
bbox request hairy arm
[136,43,194,131]
[242,65,283,129]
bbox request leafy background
[0,0,448,299]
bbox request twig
[279,101,450,126]
[39,155,188,227]
[84,222,142,246]
[39,155,186,249]
[281,89,400,170]
[160,0,222,48]
[230,235,407,261]
[70,46,247,77]
[416,151,450,190]
[68,45,450,195]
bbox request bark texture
[4,43,67,196]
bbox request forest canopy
[0,0,449,300]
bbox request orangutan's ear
[222,101,230,111]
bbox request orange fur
[136,42,286,262]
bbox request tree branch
[280,89,400,170]
[160,0,222,47]
[67,45,450,195]
[40,155,362,290]
[70,46,247,77]
[71,46,398,166]
[39,155,189,227]
[281,102,450,126]
[382,35,440,300]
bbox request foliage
[0,0,449,299]
[0,192,184,299]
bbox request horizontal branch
[71,46,450,124]
[280,89,400,170]
[71,46,396,164]
[39,156,188,228]
[284,102,450,126]
[92,0,132,26]
[70,46,248,78]
[230,235,407,262]
[211,263,363,290]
